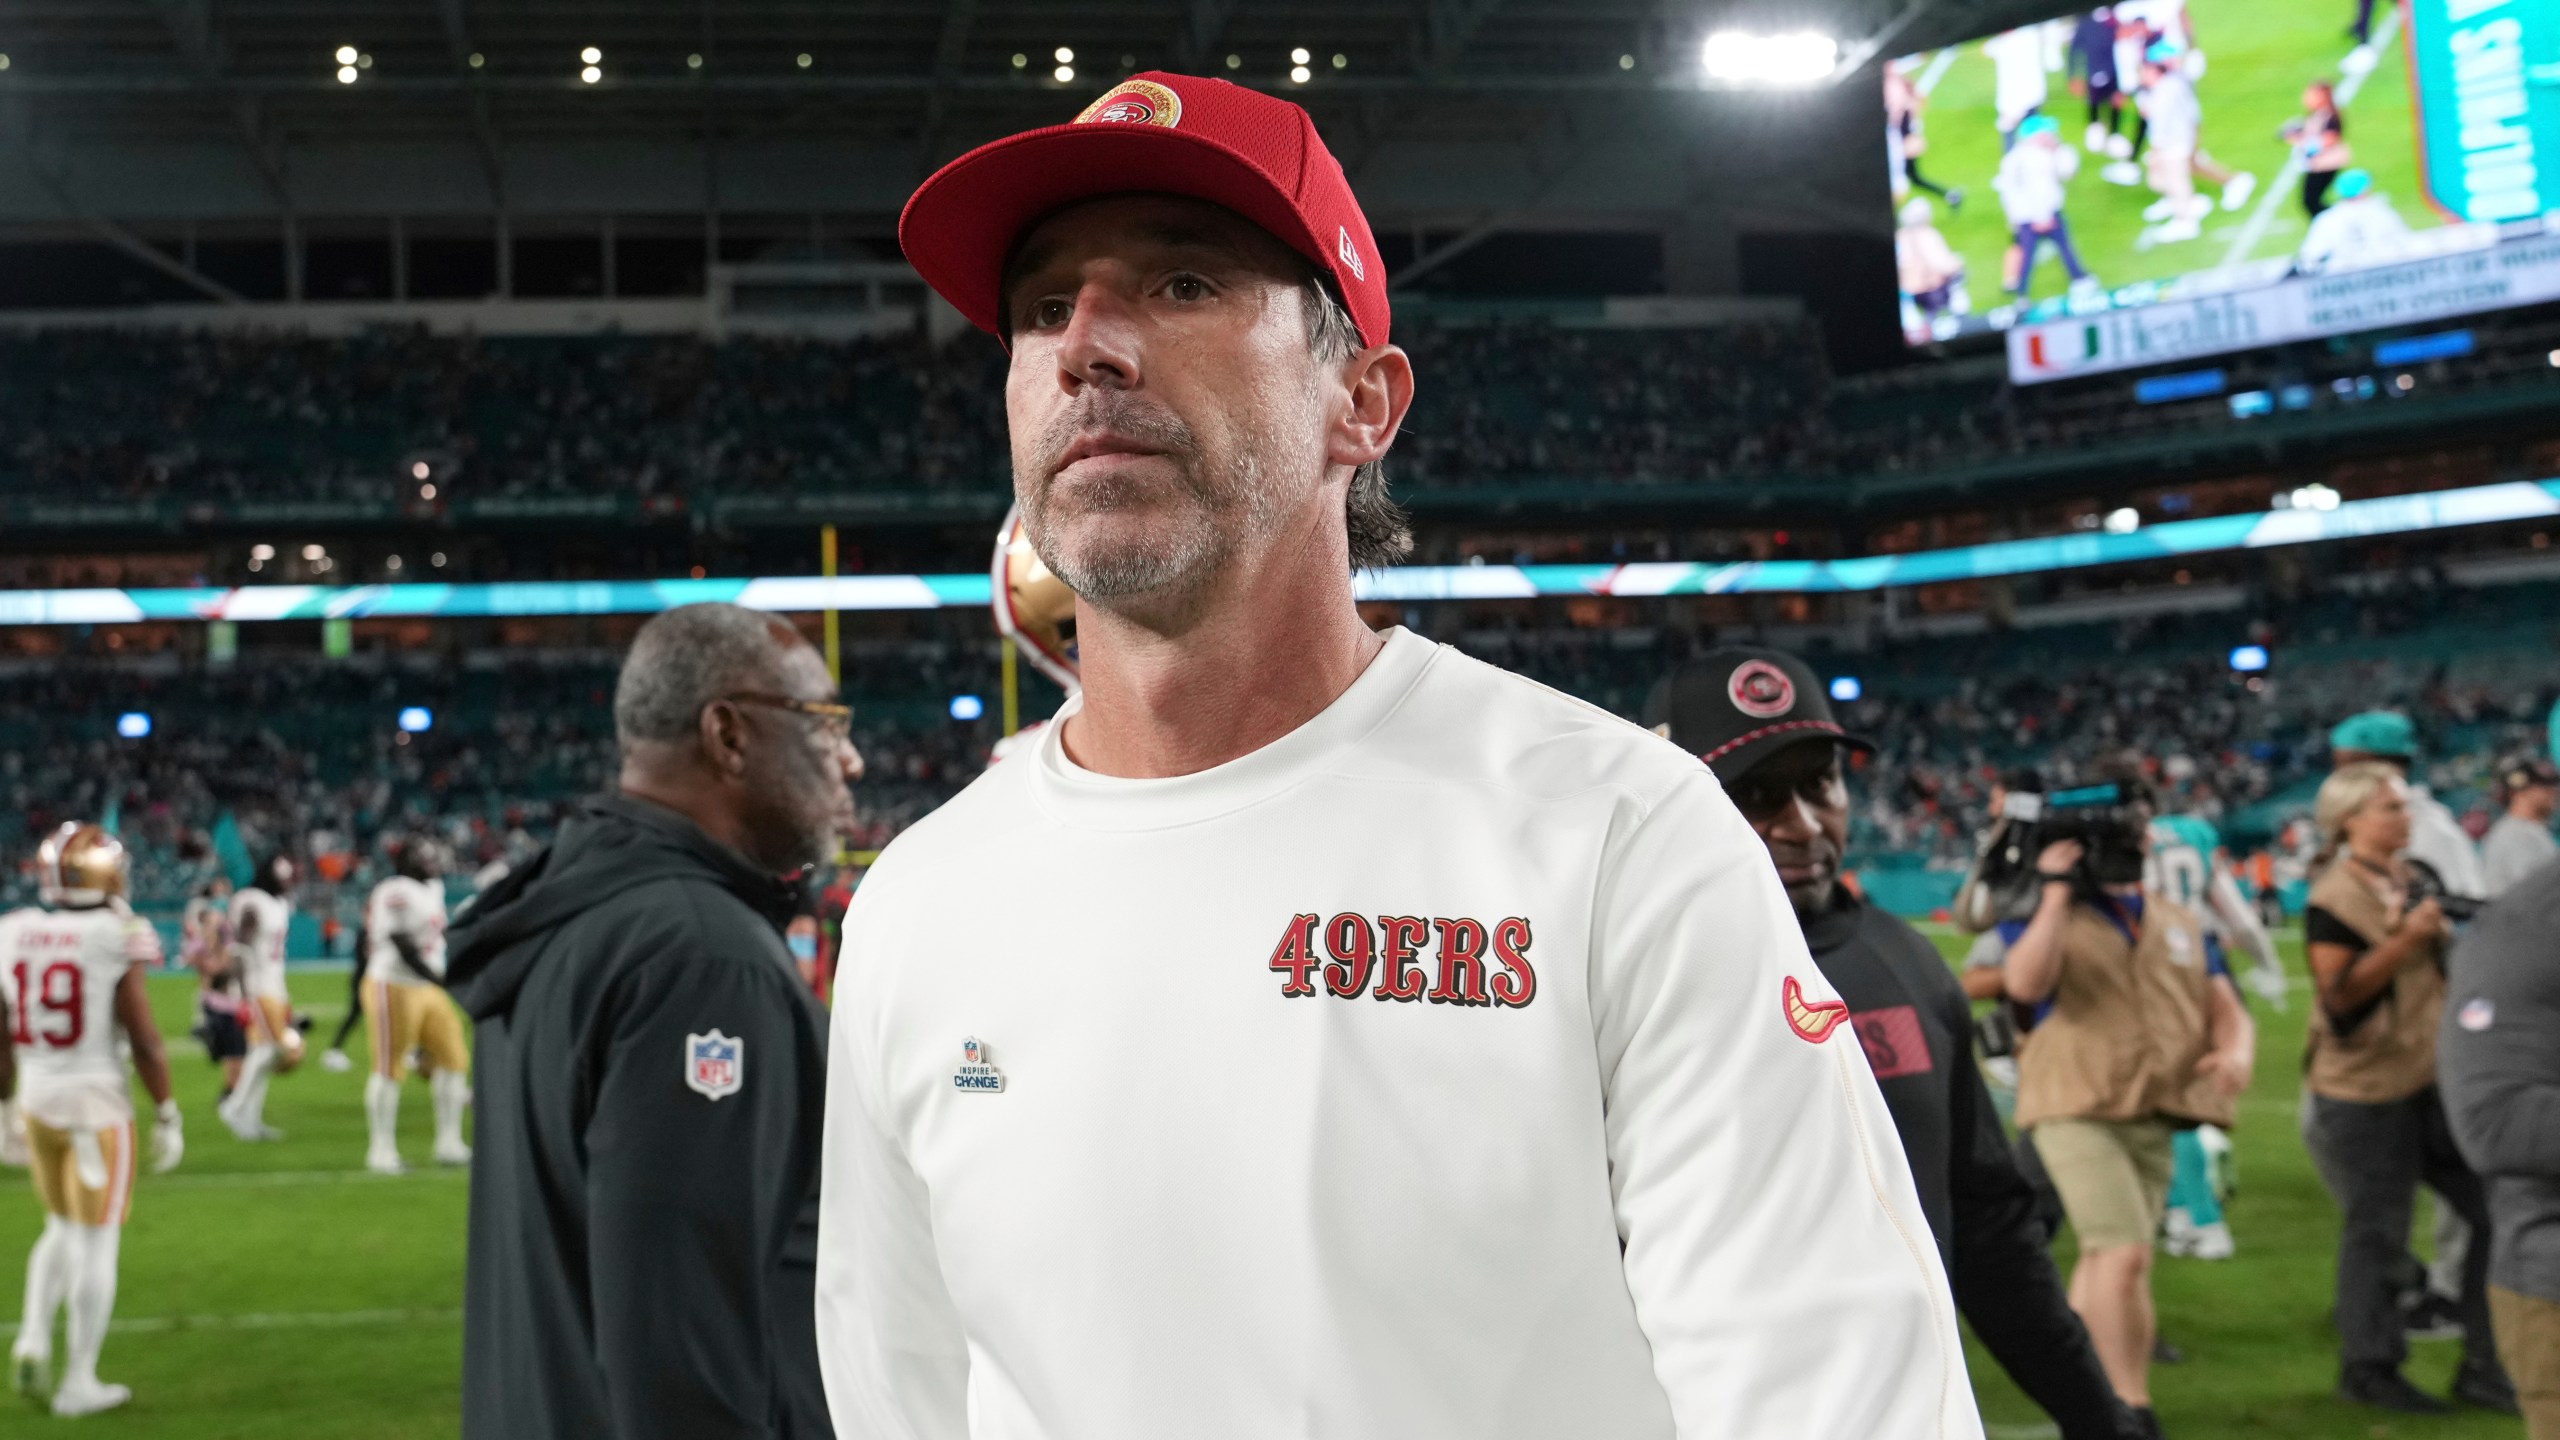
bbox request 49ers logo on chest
[1266,913,1537,1008]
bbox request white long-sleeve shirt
[818,628,1981,1440]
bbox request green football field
[0,945,2526,1438]
[1902,1,2445,307]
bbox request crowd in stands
[11,305,2554,508]
[8,574,2553,939]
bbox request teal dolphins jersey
[2146,813,2222,912]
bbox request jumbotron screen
[1885,0,2560,383]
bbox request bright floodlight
[116,712,152,739]
[335,45,358,65]
[399,706,435,734]
[2228,645,2270,674]
[2102,507,2141,534]
[581,46,603,65]
[949,694,986,722]
[580,64,602,84]
[1054,46,1074,63]
[1054,64,1074,82]
[1701,30,1837,85]
[1829,677,1863,703]
[337,65,359,84]
[1291,47,1311,65]
[1290,64,1311,83]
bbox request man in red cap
[819,73,1983,1440]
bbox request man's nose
[841,738,866,784]
[1056,282,1143,392]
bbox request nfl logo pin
[685,1029,744,1101]
[953,1036,1005,1093]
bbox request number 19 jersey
[3,902,161,1128]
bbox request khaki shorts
[361,980,470,1081]
[2493,1285,2560,1440]
[26,1116,136,1227]
[248,993,305,1066]
[2033,1116,2176,1251]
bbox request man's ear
[698,700,752,779]
[1327,343,1414,472]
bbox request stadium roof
[0,0,2068,232]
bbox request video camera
[1968,777,2153,917]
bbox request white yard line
[2215,7,2403,272]
[1917,46,1961,96]
[3,1306,459,1339]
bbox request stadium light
[797,53,813,69]
[1828,677,1862,703]
[302,543,325,561]
[581,65,602,84]
[1291,47,1311,65]
[1054,64,1075,82]
[337,65,358,84]
[411,460,430,480]
[116,712,152,739]
[250,543,275,561]
[398,706,435,734]
[1333,54,1348,69]
[2284,483,2343,512]
[335,45,358,66]
[581,46,603,65]
[2228,645,2270,673]
[687,53,703,69]
[1700,30,1836,85]
[1290,65,1311,83]
[2102,507,2141,534]
[1054,47,1074,64]
[949,694,986,722]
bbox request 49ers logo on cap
[1076,79,1182,128]
[1727,659,1796,719]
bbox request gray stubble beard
[1017,393,1294,606]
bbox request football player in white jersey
[218,853,301,1141]
[4,823,183,1417]
[359,838,471,1174]
[2146,805,2283,1265]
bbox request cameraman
[2299,762,2515,1415]
[2000,763,2255,1426]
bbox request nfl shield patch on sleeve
[685,1029,744,1101]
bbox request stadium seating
[6,302,2553,517]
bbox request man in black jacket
[1651,647,2140,1440]
[447,602,861,1440]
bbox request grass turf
[1927,926,2517,1439]
[3,944,2525,1437]
[1902,0,2442,307]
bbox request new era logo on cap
[901,71,1392,351]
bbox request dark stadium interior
[3,1,2559,1435]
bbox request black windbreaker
[445,793,833,1440]
[1801,889,2137,1440]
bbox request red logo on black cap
[1728,659,1796,719]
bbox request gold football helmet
[37,822,129,907]
[991,504,1079,691]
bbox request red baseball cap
[900,72,1390,349]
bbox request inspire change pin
[953,1037,1006,1093]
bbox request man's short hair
[615,603,804,746]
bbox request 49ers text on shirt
[1265,913,1537,1007]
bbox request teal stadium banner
[2407,0,2560,222]
[1,479,2554,626]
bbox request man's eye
[1029,298,1071,328]
[1166,275,1208,303]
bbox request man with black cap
[1651,647,2139,1440]
[820,70,1981,1440]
